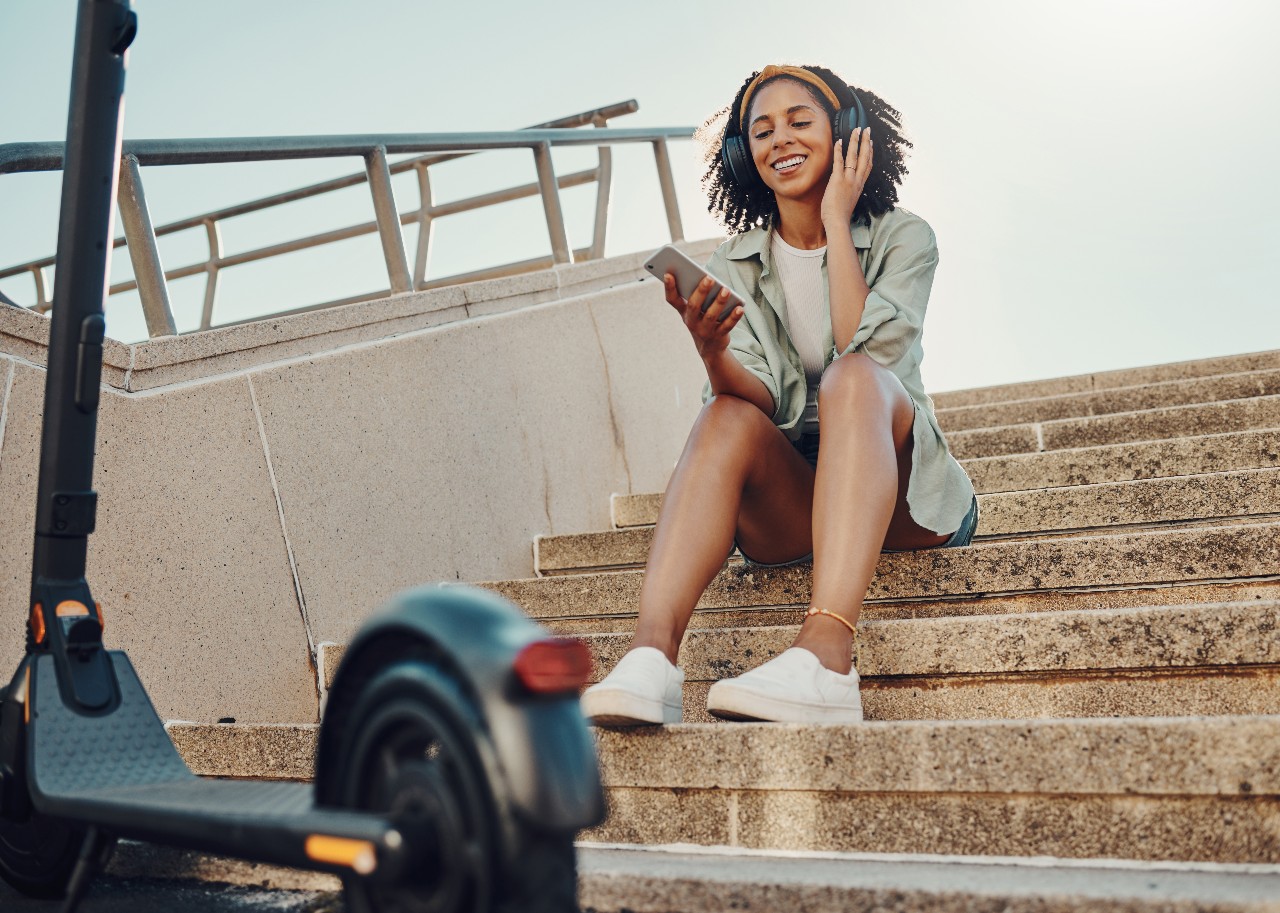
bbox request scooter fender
[320,585,605,833]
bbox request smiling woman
[581,63,978,728]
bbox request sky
[2,0,1279,393]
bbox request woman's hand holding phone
[663,273,745,360]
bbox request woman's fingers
[663,273,687,310]
[856,127,873,181]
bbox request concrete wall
[0,244,713,723]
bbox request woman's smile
[772,154,807,175]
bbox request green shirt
[703,206,975,536]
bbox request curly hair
[697,65,913,234]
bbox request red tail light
[513,638,593,694]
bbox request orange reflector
[305,835,377,875]
[513,638,593,693]
[23,666,31,725]
[29,604,45,645]
[55,600,89,618]
[94,601,105,633]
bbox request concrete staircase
[158,347,1280,910]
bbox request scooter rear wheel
[0,813,84,899]
[329,660,579,913]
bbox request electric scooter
[0,3,605,911]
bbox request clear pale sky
[3,1,1279,393]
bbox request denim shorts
[734,431,980,568]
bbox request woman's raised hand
[664,273,745,359]
[820,127,873,230]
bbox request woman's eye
[753,130,772,141]
[792,121,812,129]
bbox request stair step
[577,845,1280,913]
[97,840,1280,913]
[167,715,1280,863]
[585,715,1280,863]
[948,394,1280,459]
[931,348,1279,409]
[611,428,1280,528]
[581,601,1280,722]
[497,521,1280,623]
[538,467,1280,574]
[936,366,1280,432]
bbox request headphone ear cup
[833,107,850,149]
[721,133,759,188]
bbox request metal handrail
[0,101,694,338]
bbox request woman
[582,64,977,725]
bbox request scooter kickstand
[59,825,116,913]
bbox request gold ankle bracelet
[804,607,857,637]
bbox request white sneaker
[706,647,862,723]
[581,646,684,727]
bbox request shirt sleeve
[702,249,781,418]
[836,216,939,368]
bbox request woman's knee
[818,354,914,438]
[696,394,775,440]
[819,354,892,412]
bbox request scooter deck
[26,652,400,876]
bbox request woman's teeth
[773,156,805,173]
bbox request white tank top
[770,231,826,433]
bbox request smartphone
[644,244,743,321]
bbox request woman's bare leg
[788,353,949,674]
[631,394,816,664]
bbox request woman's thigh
[731,420,817,566]
[818,354,951,551]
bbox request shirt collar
[722,214,872,261]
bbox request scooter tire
[0,814,84,899]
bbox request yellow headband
[739,65,842,131]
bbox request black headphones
[720,69,868,189]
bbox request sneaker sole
[706,682,862,724]
[582,689,682,727]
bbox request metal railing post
[532,142,572,265]
[200,219,223,330]
[588,114,612,261]
[652,138,685,243]
[364,146,412,294]
[116,154,178,337]
[413,163,434,289]
[32,267,49,313]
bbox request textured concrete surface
[538,468,1280,572]
[669,670,1280,725]
[932,349,1280,410]
[578,845,1280,913]
[965,428,1280,494]
[247,280,705,646]
[574,601,1280,722]
[948,395,1280,459]
[609,429,1280,527]
[0,303,133,388]
[35,841,1280,913]
[492,522,1280,621]
[583,723,1280,862]
[1041,395,1280,452]
[0,877,334,912]
[583,601,1280,681]
[937,368,1280,432]
[542,583,1280,636]
[0,363,316,724]
[593,716,1280,795]
[0,239,719,393]
[168,722,317,780]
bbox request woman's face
[745,79,834,204]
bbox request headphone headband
[738,65,842,130]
